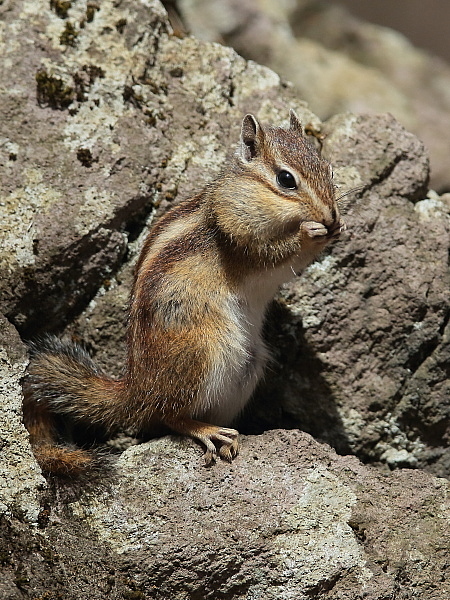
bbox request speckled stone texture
[0,1,449,598]
[0,316,45,522]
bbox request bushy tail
[23,335,122,476]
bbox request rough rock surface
[177,0,450,192]
[1,0,450,598]
[2,430,450,599]
[250,113,450,477]
[0,315,45,522]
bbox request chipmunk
[23,110,345,475]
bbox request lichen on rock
[0,316,45,523]
[1,1,450,598]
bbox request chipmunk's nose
[323,206,340,231]
[323,204,345,237]
[327,218,346,238]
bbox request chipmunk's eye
[277,170,297,190]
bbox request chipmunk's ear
[289,109,303,134]
[239,114,265,162]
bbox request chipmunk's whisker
[336,185,365,203]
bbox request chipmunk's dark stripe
[132,222,215,309]
[135,195,202,274]
[125,222,218,421]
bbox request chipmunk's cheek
[280,216,302,237]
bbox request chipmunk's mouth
[327,220,346,239]
[300,218,346,242]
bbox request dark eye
[277,170,297,190]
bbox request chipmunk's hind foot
[204,427,239,465]
[164,417,239,465]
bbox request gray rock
[2,430,449,599]
[1,1,449,598]
[80,431,450,599]
[0,315,45,522]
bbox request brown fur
[23,111,344,475]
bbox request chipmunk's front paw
[302,221,328,239]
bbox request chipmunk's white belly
[195,302,269,426]
[195,260,302,425]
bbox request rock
[2,430,449,598]
[0,315,45,522]
[177,0,450,192]
[1,1,450,597]
[250,113,450,477]
[84,431,450,599]
[0,0,168,335]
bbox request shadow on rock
[239,300,353,455]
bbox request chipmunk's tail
[23,335,123,477]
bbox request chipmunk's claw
[302,220,347,241]
[202,427,239,465]
[163,417,239,465]
[218,436,239,462]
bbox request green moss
[60,22,78,46]
[123,85,144,108]
[73,64,105,101]
[86,2,100,23]
[50,0,72,19]
[35,70,75,110]
[83,64,105,82]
